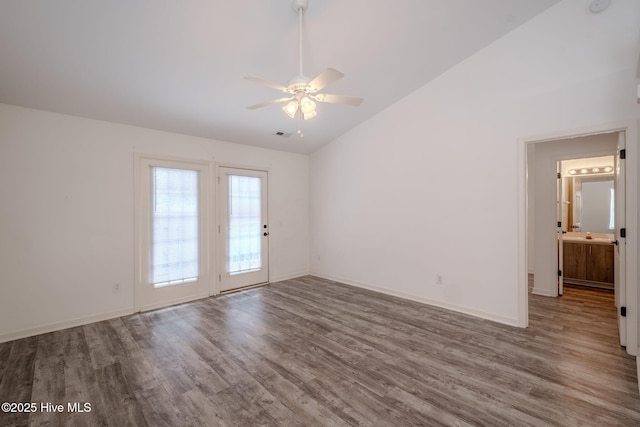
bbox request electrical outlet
[436,274,443,285]
[112,283,120,293]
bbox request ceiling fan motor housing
[286,76,311,94]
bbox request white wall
[310,0,640,325]
[0,103,309,342]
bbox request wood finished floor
[1,276,638,426]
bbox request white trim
[310,273,520,327]
[136,292,210,313]
[518,120,638,356]
[518,123,626,145]
[629,121,640,356]
[0,308,134,344]
[531,287,558,297]
[220,282,269,295]
[215,161,271,173]
[270,271,310,283]
[517,137,528,327]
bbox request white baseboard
[0,307,134,344]
[136,292,212,313]
[0,272,312,344]
[531,287,557,297]
[309,272,521,328]
[1,270,525,343]
[270,271,309,283]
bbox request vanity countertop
[562,232,615,245]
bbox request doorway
[218,166,269,292]
[522,126,637,357]
[558,155,616,293]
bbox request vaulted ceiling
[0,0,560,154]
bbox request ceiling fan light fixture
[282,101,299,118]
[300,96,316,114]
[244,0,363,136]
[303,110,317,120]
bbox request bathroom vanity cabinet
[562,241,614,287]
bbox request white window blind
[228,175,262,274]
[151,167,199,287]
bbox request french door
[218,167,269,292]
[135,156,211,312]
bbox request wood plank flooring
[1,276,638,426]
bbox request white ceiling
[0,0,560,154]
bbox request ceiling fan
[244,0,363,137]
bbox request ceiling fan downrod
[295,0,307,77]
[293,0,308,137]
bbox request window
[228,175,262,274]
[151,167,199,287]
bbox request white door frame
[518,120,638,357]
[529,139,616,298]
[214,163,270,294]
[615,132,627,347]
[134,154,213,312]
[556,160,564,296]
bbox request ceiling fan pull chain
[297,110,303,137]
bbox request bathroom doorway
[524,128,635,353]
[557,155,616,295]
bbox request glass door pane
[229,175,262,274]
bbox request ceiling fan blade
[307,68,344,92]
[313,93,363,106]
[244,76,288,92]
[246,97,293,110]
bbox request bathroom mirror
[571,176,614,234]
[561,155,615,234]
